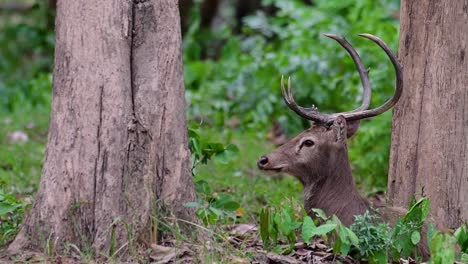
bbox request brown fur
[258,117,429,260]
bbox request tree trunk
[388,1,468,229]
[9,0,196,256]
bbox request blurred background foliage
[0,0,399,245]
[182,0,399,190]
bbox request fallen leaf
[231,224,257,237]
[150,244,195,264]
[150,244,176,264]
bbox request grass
[0,104,49,247]
[0,104,49,194]
[194,127,303,223]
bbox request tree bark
[388,1,468,229]
[9,0,196,256]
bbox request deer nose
[257,156,269,169]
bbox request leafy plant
[185,180,240,225]
[258,203,302,252]
[454,223,468,253]
[0,189,28,246]
[391,197,430,260]
[258,199,456,263]
[429,231,456,264]
[259,205,359,256]
[454,223,468,262]
[188,123,239,173]
[186,124,241,225]
[301,215,337,245]
[350,210,391,263]
[329,215,360,256]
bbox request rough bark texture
[9,0,196,255]
[388,1,468,229]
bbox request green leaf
[311,208,328,220]
[219,200,240,211]
[188,127,200,140]
[206,143,225,152]
[301,216,316,244]
[0,204,20,216]
[209,207,223,217]
[313,223,337,236]
[368,250,388,264]
[333,236,342,255]
[214,144,239,164]
[184,202,201,208]
[334,225,352,256]
[194,180,212,195]
[339,240,351,256]
[404,197,430,224]
[411,231,421,245]
[344,226,359,246]
[214,151,230,164]
[259,208,270,247]
[454,223,468,253]
[430,232,456,264]
[225,144,239,154]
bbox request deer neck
[302,149,370,225]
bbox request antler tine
[280,75,332,124]
[339,33,403,121]
[323,33,371,112]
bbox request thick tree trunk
[388,1,468,228]
[9,0,196,256]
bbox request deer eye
[302,139,315,147]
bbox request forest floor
[0,230,353,264]
[0,107,364,263]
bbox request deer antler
[281,33,402,125]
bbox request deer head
[257,33,402,225]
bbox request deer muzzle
[257,155,283,172]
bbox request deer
[257,33,429,259]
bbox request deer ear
[346,120,360,138]
[331,116,360,142]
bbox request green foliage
[0,2,54,112]
[0,67,50,248]
[185,180,240,225]
[188,123,239,173]
[258,202,303,251]
[454,223,468,262]
[258,204,359,256]
[350,210,390,262]
[429,231,456,264]
[187,124,243,225]
[190,127,303,227]
[330,215,360,256]
[454,223,468,253]
[391,197,430,259]
[257,198,468,263]
[0,189,28,246]
[0,102,50,194]
[423,223,468,263]
[302,216,337,245]
[184,0,400,189]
